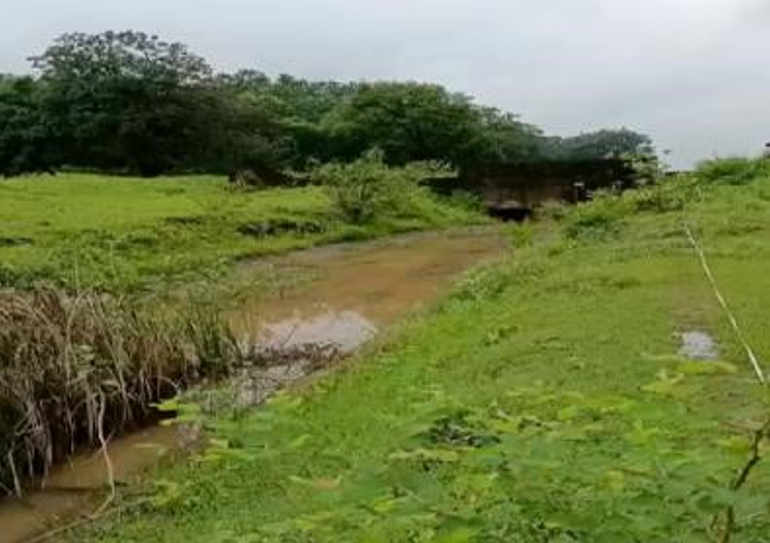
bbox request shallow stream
[0,228,505,543]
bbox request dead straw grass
[0,288,238,496]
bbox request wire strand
[684,224,766,385]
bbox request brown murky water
[0,227,505,543]
[232,228,505,350]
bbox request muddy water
[0,228,504,542]
[231,228,506,350]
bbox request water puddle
[0,227,504,542]
[679,330,719,361]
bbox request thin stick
[26,393,118,543]
[683,224,767,384]
[93,392,117,514]
[718,420,769,543]
[7,449,22,498]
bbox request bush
[312,151,448,224]
[311,151,392,223]
[444,190,485,214]
[562,193,632,240]
[695,157,770,185]
[508,222,534,249]
[625,174,698,213]
[535,199,568,221]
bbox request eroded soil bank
[0,227,505,543]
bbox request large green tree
[320,82,484,166]
[201,89,295,175]
[463,106,544,166]
[0,75,58,176]
[217,72,357,167]
[319,82,544,168]
[32,31,216,176]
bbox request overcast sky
[2,0,768,168]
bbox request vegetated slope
[0,173,480,292]
[83,159,770,542]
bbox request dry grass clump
[0,288,238,495]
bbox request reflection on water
[679,330,719,360]
[0,227,504,542]
[260,308,378,352]
[0,426,184,543]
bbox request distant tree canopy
[30,31,219,176]
[0,75,57,176]
[0,30,656,178]
[542,128,655,161]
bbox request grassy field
[0,173,479,292]
[78,161,770,542]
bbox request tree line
[0,31,655,178]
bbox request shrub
[535,199,568,221]
[625,174,699,213]
[562,192,632,240]
[312,151,448,224]
[444,190,485,214]
[312,151,395,224]
[508,222,534,249]
[695,157,770,185]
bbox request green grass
[0,173,481,292]
[81,162,770,541]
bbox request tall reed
[0,288,238,495]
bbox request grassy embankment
[0,172,480,293]
[81,158,770,542]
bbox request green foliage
[312,151,455,225]
[31,30,217,177]
[203,90,295,175]
[695,157,770,186]
[0,75,57,176]
[322,83,471,166]
[508,222,534,249]
[2,30,655,177]
[313,151,393,223]
[543,128,655,161]
[321,82,544,168]
[230,384,766,542]
[625,174,700,213]
[562,192,632,240]
[535,199,569,221]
